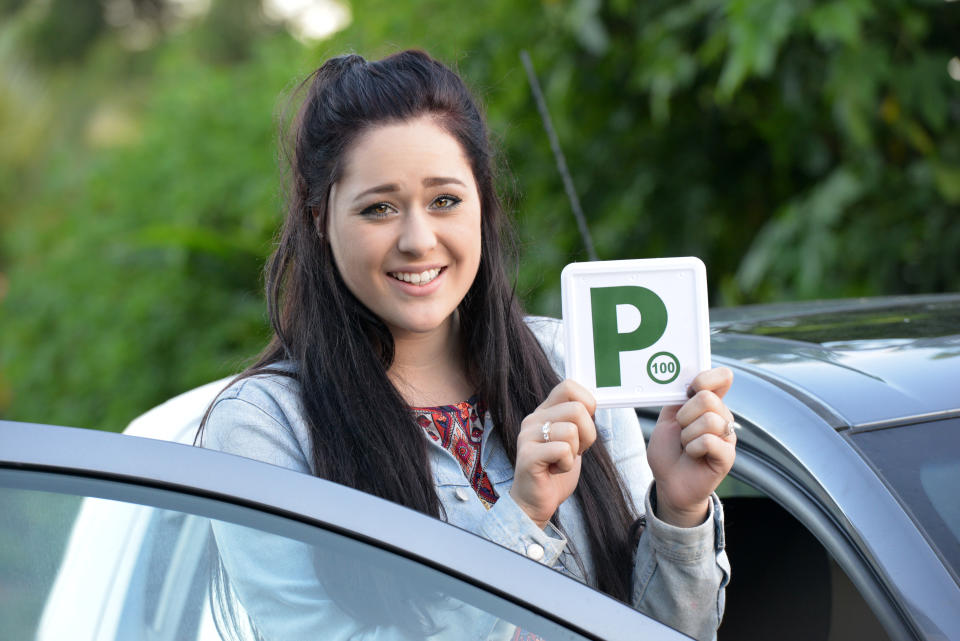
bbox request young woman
[200,49,735,641]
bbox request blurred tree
[0,0,957,431]
[0,0,29,18]
[202,0,275,63]
[16,0,180,65]
[0,4,293,428]
[19,0,106,64]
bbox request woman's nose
[396,209,437,256]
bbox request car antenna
[520,50,599,261]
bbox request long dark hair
[201,50,639,618]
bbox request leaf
[716,0,796,100]
[566,0,609,55]
[933,162,960,204]
[808,0,873,47]
[737,169,865,297]
[824,45,888,147]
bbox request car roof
[123,376,232,444]
[710,294,960,428]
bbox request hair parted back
[201,50,640,619]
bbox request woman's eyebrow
[422,176,465,188]
[352,183,399,203]
[352,177,465,203]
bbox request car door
[636,403,960,641]
[0,420,693,641]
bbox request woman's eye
[432,195,461,210]
[361,203,393,218]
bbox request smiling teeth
[391,268,441,285]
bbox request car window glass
[850,417,960,582]
[921,461,960,546]
[0,484,80,641]
[716,475,765,498]
[718,486,891,641]
[0,475,614,641]
[638,409,894,640]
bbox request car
[0,400,689,641]
[664,293,960,641]
[2,294,959,641]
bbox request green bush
[1,0,957,431]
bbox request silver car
[1,390,690,641]
[2,294,959,640]
[688,294,959,641]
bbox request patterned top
[413,399,544,641]
[411,397,499,509]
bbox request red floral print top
[411,397,499,509]
[411,398,542,641]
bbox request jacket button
[454,488,470,502]
[526,543,545,561]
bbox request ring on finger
[724,420,740,438]
[541,421,552,443]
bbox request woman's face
[327,116,482,340]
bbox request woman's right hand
[509,380,598,529]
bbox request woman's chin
[385,313,457,340]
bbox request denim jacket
[202,317,729,641]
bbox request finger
[679,411,730,448]
[654,405,683,446]
[687,367,734,400]
[675,390,734,428]
[529,441,578,474]
[658,404,681,425]
[521,403,596,454]
[684,433,736,471]
[538,379,597,416]
[520,420,580,453]
[548,449,580,475]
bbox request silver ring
[724,421,740,438]
[541,421,552,443]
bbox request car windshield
[713,299,960,343]
[849,417,960,584]
[0,469,606,641]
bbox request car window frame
[636,401,923,641]
[0,420,692,641]
[845,417,960,587]
[714,354,960,641]
[725,442,915,641]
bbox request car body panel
[710,367,960,641]
[711,295,960,427]
[0,420,689,641]
[707,295,960,640]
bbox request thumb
[658,404,681,425]
[649,410,684,460]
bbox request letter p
[590,286,668,387]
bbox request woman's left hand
[646,367,737,528]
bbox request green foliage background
[1,0,958,431]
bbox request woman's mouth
[388,267,444,286]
